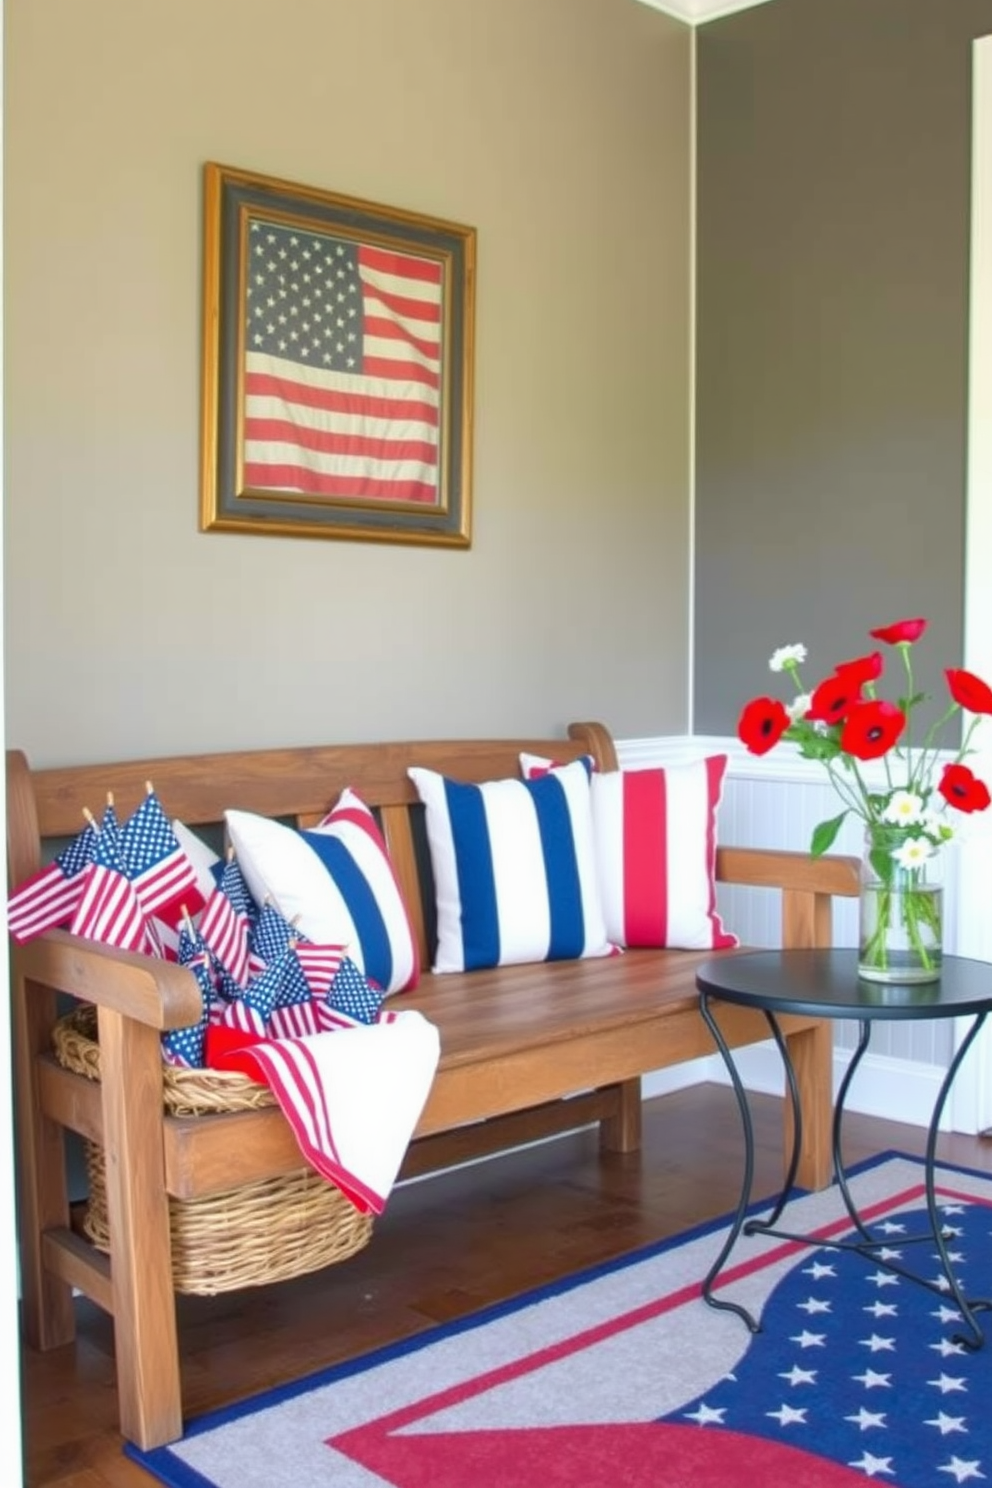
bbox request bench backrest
[6,722,618,970]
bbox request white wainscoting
[616,735,992,1133]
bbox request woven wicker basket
[52,1005,373,1296]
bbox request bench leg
[98,1008,184,1450]
[784,1019,833,1191]
[600,1078,642,1153]
[12,967,75,1352]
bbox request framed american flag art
[199,163,476,547]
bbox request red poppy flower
[834,651,883,688]
[869,618,927,646]
[806,673,862,726]
[738,696,789,755]
[938,762,992,814]
[839,699,906,760]
[945,668,992,717]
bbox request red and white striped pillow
[520,754,738,951]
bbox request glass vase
[858,829,943,984]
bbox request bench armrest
[716,845,859,896]
[12,930,202,1030]
[716,845,859,950]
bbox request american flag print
[218,952,286,1038]
[243,218,443,505]
[293,940,347,1002]
[319,956,386,1031]
[249,899,298,976]
[70,826,152,953]
[267,950,322,1039]
[162,923,213,1068]
[7,820,97,942]
[667,1193,992,1487]
[118,789,201,924]
[198,855,254,987]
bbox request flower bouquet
[738,618,992,982]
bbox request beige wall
[4,0,692,768]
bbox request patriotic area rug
[129,1152,992,1488]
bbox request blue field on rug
[128,1151,992,1487]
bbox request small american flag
[70,825,152,953]
[319,956,386,1031]
[293,940,347,1000]
[7,820,98,943]
[219,951,287,1038]
[118,787,201,924]
[243,219,443,505]
[162,922,213,1067]
[267,951,321,1040]
[198,854,254,987]
[249,899,297,976]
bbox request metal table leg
[699,994,799,1332]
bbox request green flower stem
[859,845,943,978]
[825,760,870,821]
[899,641,915,763]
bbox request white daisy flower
[881,790,926,827]
[787,693,812,721]
[769,644,807,673]
[891,835,935,870]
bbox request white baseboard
[644,1046,949,1131]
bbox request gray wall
[694,0,992,734]
[4,0,693,768]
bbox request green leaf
[810,811,848,856]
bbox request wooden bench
[6,721,860,1450]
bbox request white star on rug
[930,1338,968,1357]
[865,1301,898,1318]
[803,1261,836,1278]
[845,1407,888,1431]
[797,1296,832,1314]
[853,1369,892,1389]
[934,1305,964,1324]
[860,1334,896,1352]
[877,1220,906,1234]
[789,1330,826,1348]
[778,1365,817,1386]
[867,1270,901,1288]
[766,1403,807,1427]
[926,1413,968,1436]
[684,1403,725,1425]
[848,1450,896,1477]
[929,1374,968,1394]
[937,1456,985,1482]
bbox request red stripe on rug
[335,1419,869,1487]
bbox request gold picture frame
[199,162,476,547]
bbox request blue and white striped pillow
[407,759,616,973]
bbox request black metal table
[696,948,992,1349]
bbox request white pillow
[224,788,419,994]
[407,758,616,973]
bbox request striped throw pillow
[407,758,617,974]
[225,788,420,994]
[520,754,738,951]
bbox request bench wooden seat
[6,721,860,1449]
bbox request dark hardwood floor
[21,1082,992,1486]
